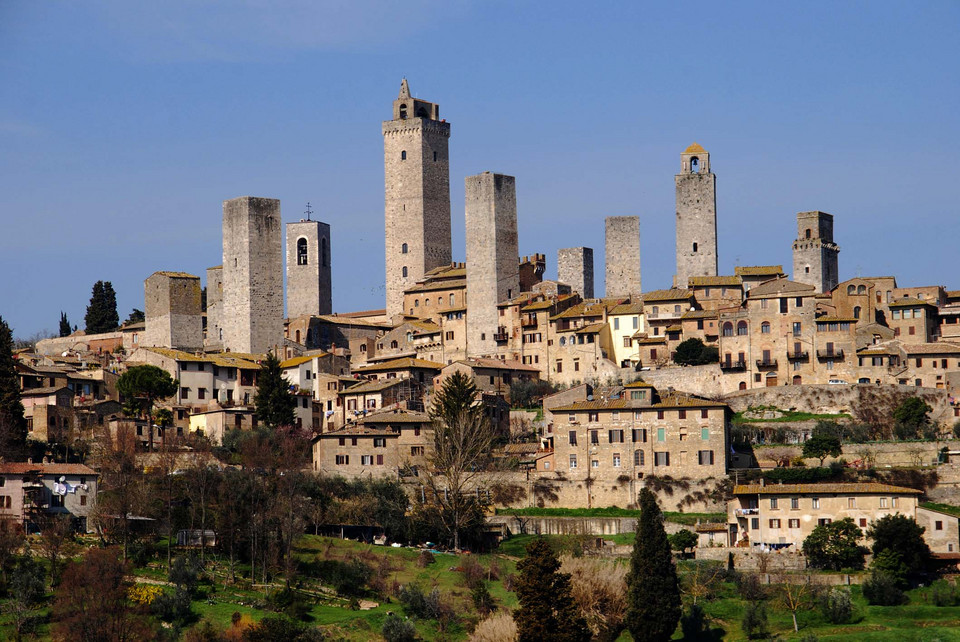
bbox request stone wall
[604,216,641,297]
[557,247,594,298]
[792,211,839,294]
[205,266,223,348]
[675,147,717,286]
[286,219,332,319]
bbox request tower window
[296,238,308,265]
[853,306,861,319]
[401,243,408,254]
[321,237,329,267]
[805,228,812,239]
[805,266,810,273]
[402,266,408,278]
[690,157,699,173]
[433,151,438,162]
[692,242,698,252]
[399,104,407,119]
[401,150,406,161]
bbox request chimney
[759,478,765,488]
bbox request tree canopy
[802,517,867,571]
[254,353,295,429]
[0,316,27,456]
[117,365,178,418]
[802,434,842,466]
[126,308,145,324]
[625,488,681,642]
[867,513,932,577]
[59,312,72,337]
[893,397,932,440]
[431,371,479,426]
[673,338,720,366]
[84,280,119,334]
[514,539,590,642]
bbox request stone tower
[465,172,519,358]
[205,265,223,347]
[558,247,594,298]
[143,271,203,350]
[605,216,641,298]
[793,211,839,293]
[221,196,284,354]
[383,79,452,318]
[675,143,718,287]
[286,218,332,319]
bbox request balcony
[817,349,844,360]
[521,315,538,328]
[756,359,778,369]
[735,508,759,517]
[720,360,746,371]
[493,331,509,342]
[786,351,809,361]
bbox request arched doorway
[739,381,747,391]
[792,375,802,385]
[766,372,778,387]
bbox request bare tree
[776,575,822,632]
[681,560,725,605]
[424,410,499,551]
[561,554,629,641]
[37,514,79,586]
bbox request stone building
[383,79,452,317]
[222,196,284,354]
[605,216,641,297]
[792,211,840,294]
[0,462,98,533]
[286,218,332,319]
[205,266,223,347]
[143,271,203,350]
[675,143,718,287]
[465,172,520,358]
[558,247,594,299]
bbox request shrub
[469,612,518,642]
[397,584,453,622]
[862,572,906,606]
[928,579,960,607]
[151,587,195,625]
[472,581,496,616]
[315,558,372,596]
[269,587,312,621]
[382,615,418,642]
[169,555,203,594]
[460,557,486,589]
[741,601,768,640]
[764,467,836,484]
[737,574,766,602]
[561,554,628,641]
[416,550,435,568]
[819,588,854,624]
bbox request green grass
[920,501,960,518]
[732,406,852,424]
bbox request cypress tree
[58,312,71,337]
[0,316,27,456]
[514,539,590,642]
[254,353,296,429]
[625,488,681,641]
[84,280,120,334]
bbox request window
[751,518,760,530]
[590,430,599,445]
[632,428,647,443]
[789,519,800,528]
[818,518,832,526]
[657,428,665,442]
[780,298,788,314]
[654,452,669,466]
[847,497,856,509]
[678,410,687,420]
[377,455,384,465]
[568,430,578,446]
[588,412,599,423]
[936,521,943,531]
[400,150,406,160]
[198,387,206,400]
[793,322,802,336]
[892,497,899,508]
[880,497,888,508]
[697,450,714,465]
[657,410,665,420]
[569,455,578,469]
[609,429,624,443]
[737,321,748,336]
[181,387,189,399]
[401,243,408,254]
[402,266,408,278]
[335,455,349,465]
[701,409,709,419]
[761,321,770,334]
[591,459,599,469]
[373,437,386,448]
[411,446,424,456]
[556,360,562,373]
[722,322,733,337]
[860,518,868,528]
[613,453,621,467]
[769,519,781,529]
[791,497,800,509]
[80,495,87,506]
[361,455,373,466]
[296,238,308,265]
[623,336,631,348]
[701,427,709,440]
[634,450,644,466]
[614,318,620,330]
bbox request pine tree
[84,280,120,334]
[254,353,295,429]
[514,539,590,642]
[625,488,681,641]
[430,371,480,427]
[58,312,71,337]
[0,316,27,457]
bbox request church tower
[382,79,452,317]
[286,213,332,319]
[675,143,718,287]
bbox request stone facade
[312,409,433,479]
[675,143,718,287]
[222,196,284,354]
[286,219,332,319]
[0,463,98,533]
[143,271,203,350]
[465,172,519,358]
[205,266,223,348]
[558,247,594,298]
[383,79,452,317]
[605,216,641,297]
[792,211,840,294]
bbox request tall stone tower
[675,143,718,287]
[558,247,594,298]
[465,172,519,358]
[383,79,452,318]
[205,265,223,347]
[793,211,839,293]
[605,216,641,298]
[143,271,203,350]
[221,196,284,354]
[286,217,332,319]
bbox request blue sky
[1,1,957,338]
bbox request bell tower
[675,143,718,287]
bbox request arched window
[847,285,856,295]
[737,321,748,336]
[390,340,398,349]
[722,322,734,337]
[793,375,802,385]
[449,293,455,306]
[360,344,367,353]
[399,104,407,119]
[414,300,419,307]
[853,306,861,319]
[424,298,430,306]
[402,266,408,278]
[559,337,566,346]
[690,157,700,173]
[857,285,866,295]
[805,229,812,239]
[761,321,771,334]
[295,330,300,343]
[401,243,408,254]
[401,150,407,160]
[297,238,308,265]
[321,238,329,267]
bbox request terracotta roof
[609,302,644,315]
[857,346,898,356]
[354,357,445,372]
[632,336,666,344]
[550,399,630,412]
[140,347,262,369]
[314,425,398,438]
[521,299,560,312]
[747,277,816,297]
[642,289,694,302]
[624,380,654,388]
[551,299,624,320]
[405,278,466,294]
[688,276,741,287]
[339,378,407,394]
[695,523,728,533]
[337,309,387,318]
[735,265,784,277]
[666,324,683,332]
[453,358,540,372]
[652,394,727,409]
[314,315,390,329]
[0,463,97,476]
[410,320,441,333]
[280,355,314,368]
[888,298,936,308]
[423,264,467,279]
[683,142,706,154]
[734,483,922,496]
[575,322,607,334]
[903,343,960,355]
[682,310,718,320]
[947,291,960,299]
[358,409,432,424]
[20,386,72,396]
[122,321,146,331]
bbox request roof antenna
[304,202,313,222]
